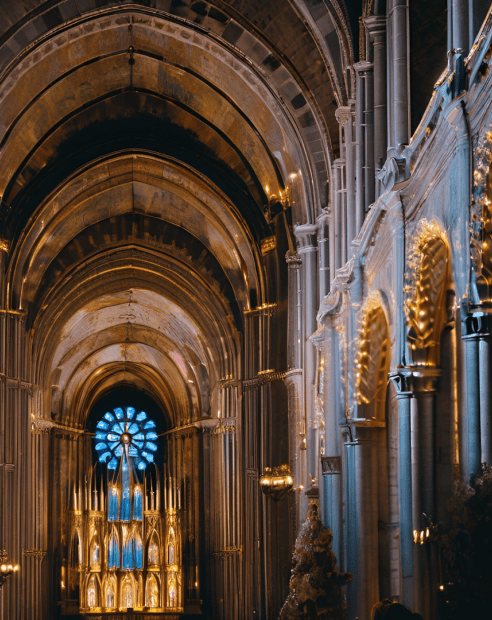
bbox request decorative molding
[23,549,47,560]
[389,367,441,394]
[244,303,276,317]
[31,418,55,434]
[405,219,450,366]
[260,236,276,255]
[212,546,242,559]
[321,456,341,475]
[243,370,287,390]
[212,420,236,435]
[354,294,390,410]
[462,311,492,338]
[0,237,9,253]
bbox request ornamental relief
[471,131,492,302]
[354,293,390,418]
[404,219,450,367]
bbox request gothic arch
[355,293,391,418]
[405,220,451,366]
[471,127,492,302]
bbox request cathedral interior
[1,1,492,619]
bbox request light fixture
[0,562,20,588]
[259,465,294,501]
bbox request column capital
[294,223,318,253]
[353,60,373,76]
[364,15,386,41]
[285,251,301,266]
[389,367,441,394]
[335,105,352,126]
[462,310,492,339]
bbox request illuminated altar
[68,407,182,615]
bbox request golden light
[260,464,294,501]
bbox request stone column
[462,312,492,477]
[389,372,414,609]
[389,0,409,149]
[351,421,383,619]
[332,159,344,271]
[316,211,331,304]
[450,0,469,52]
[336,105,356,252]
[364,16,387,185]
[409,369,441,620]
[354,61,374,218]
[294,224,319,494]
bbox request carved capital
[462,311,492,339]
[31,418,55,434]
[321,456,341,475]
[23,548,47,560]
[364,15,386,42]
[390,367,441,394]
[335,105,352,126]
[389,371,414,398]
[285,251,301,266]
[294,223,318,253]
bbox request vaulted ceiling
[0,0,354,429]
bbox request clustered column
[462,312,492,478]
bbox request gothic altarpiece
[64,407,182,616]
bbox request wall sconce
[0,563,20,587]
[259,465,294,501]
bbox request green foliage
[279,502,352,620]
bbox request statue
[279,486,352,620]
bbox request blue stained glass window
[134,487,143,521]
[134,536,143,568]
[108,486,119,521]
[108,530,119,568]
[94,407,159,471]
[123,539,133,570]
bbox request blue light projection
[94,407,158,470]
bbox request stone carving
[471,130,492,303]
[405,220,450,366]
[212,546,242,559]
[376,151,408,193]
[321,456,341,475]
[31,418,55,434]
[354,294,390,415]
[23,549,47,560]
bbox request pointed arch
[89,534,101,570]
[107,526,120,569]
[86,573,101,609]
[120,573,136,609]
[355,293,391,418]
[148,529,160,567]
[104,574,117,609]
[405,219,451,366]
[145,573,160,608]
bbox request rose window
[94,406,158,470]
